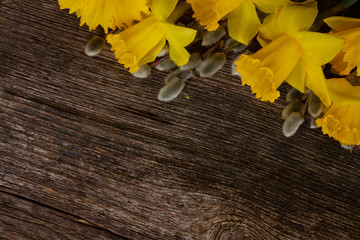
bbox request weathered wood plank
[1,0,360,239]
[0,191,127,240]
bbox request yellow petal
[76,9,82,18]
[168,45,191,67]
[285,60,306,93]
[324,16,360,32]
[303,59,331,107]
[138,38,167,66]
[235,34,303,102]
[163,23,197,66]
[58,0,149,32]
[326,78,360,106]
[295,31,344,65]
[256,33,271,47]
[330,27,360,76]
[260,0,318,41]
[227,0,261,45]
[149,0,178,21]
[107,16,166,73]
[316,104,360,145]
[252,0,290,13]
[59,0,82,14]
[187,0,243,31]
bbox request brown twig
[150,55,170,67]
[300,93,310,118]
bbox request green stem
[341,0,358,9]
[167,2,191,24]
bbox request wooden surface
[1,1,360,239]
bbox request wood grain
[1,0,360,239]
[0,191,127,240]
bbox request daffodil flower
[235,0,344,107]
[107,0,197,73]
[58,0,149,33]
[316,78,360,145]
[325,76,360,106]
[316,104,360,145]
[324,16,360,76]
[186,0,289,45]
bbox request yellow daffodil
[316,78,360,145]
[186,0,289,45]
[325,76,360,106]
[235,0,344,106]
[324,16,360,76]
[107,0,197,73]
[58,0,149,33]
[316,104,360,145]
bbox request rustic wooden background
[1,0,360,239]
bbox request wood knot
[205,216,264,240]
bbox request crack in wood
[0,188,131,240]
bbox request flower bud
[224,38,248,52]
[200,52,226,77]
[158,77,185,102]
[231,55,241,76]
[155,58,176,71]
[180,53,202,71]
[308,92,322,118]
[165,69,193,85]
[282,112,304,137]
[282,99,304,120]
[165,69,181,84]
[202,26,226,46]
[132,64,151,78]
[157,45,169,57]
[182,70,193,81]
[341,144,355,150]
[310,117,319,129]
[195,59,203,73]
[85,36,105,57]
[286,88,303,102]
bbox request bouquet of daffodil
[58,0,360,150]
